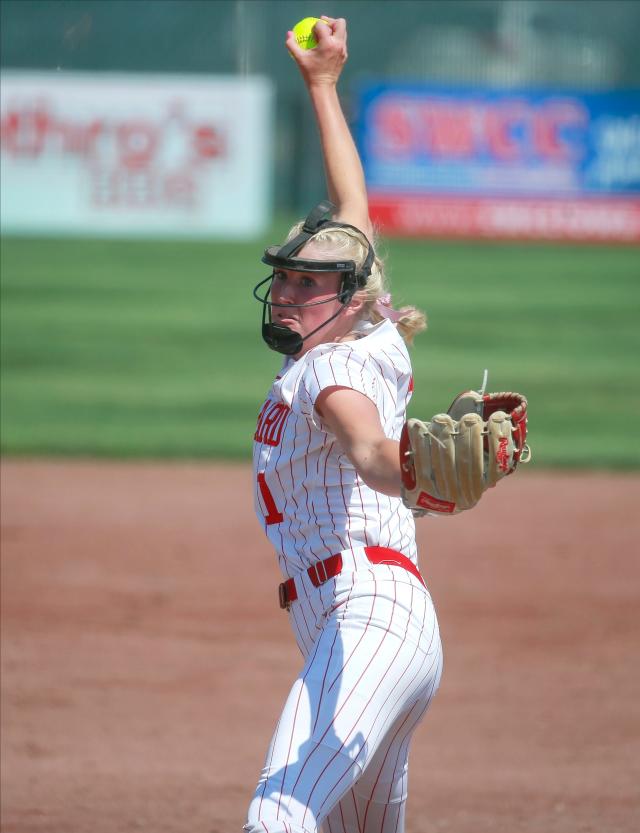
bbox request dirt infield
[1,460,639,833]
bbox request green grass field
[1,231,639,467]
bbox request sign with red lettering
[357,84,640,242]
[0,71,273,237]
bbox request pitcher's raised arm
[286,16,373,240]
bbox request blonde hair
[284,221,427,345]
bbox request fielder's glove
[400,383,531,516]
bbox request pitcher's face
[269,243,359,357]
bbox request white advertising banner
[0,71,273,237]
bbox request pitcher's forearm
[351,437,402,497]
[307,83,372,238]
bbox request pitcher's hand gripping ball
[400,389,531,516]
[292,16,328,49]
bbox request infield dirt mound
[1,460,639,833]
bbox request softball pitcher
[243,15,530,832]
[244,17,442,833]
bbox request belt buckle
[278,582,291,611]
[308,558,328,588]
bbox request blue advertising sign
[357,84,640,240]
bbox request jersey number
[257,472,283,525]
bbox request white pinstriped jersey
[253,319,417,579]
[247,320,443,833]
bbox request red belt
[278,546,425,610]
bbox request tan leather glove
[400,390,531,516]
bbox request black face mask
[252,201,375,356]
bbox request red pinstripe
[381,344,404,363]
[383,659,442,816]
[343,350,374,551]
[379,347,410,396]
[327,350,338,386]
[371,488,382,548]
[377,495,388,549]
[311,628,340,737]
[321,440,348,554]
[370,356,396,419]
[382,682,439,832]
[311,359,323,400]
[343,350,357,390]
[327,574,378,694]
[349,790,362,832]
[359,590,430,826]
[262,439,286,558]
[337,454,355,551]
[280,465,305,554]
[289,593,384,811]
[310,492,333,558]
[273,416,307,557]
[308,572,359,738]
[392,497,412,555]
[299,409,333,558]
[299,575,325,646]
[328,349,343,391]
[319,589,436,825]
[322,637,440,830]
[299,420,322,560]
[309,582,413,823]
[299,582,405,823]
[354,477,371,547]
[272,631,329,820]
[357,351,376,405]
[380,347,412,427]
[286,417,315,557]
[293,587,314,649]
[257,712,282,819]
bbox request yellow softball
[292,17,327,50]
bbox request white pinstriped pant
[244,548,443,833]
